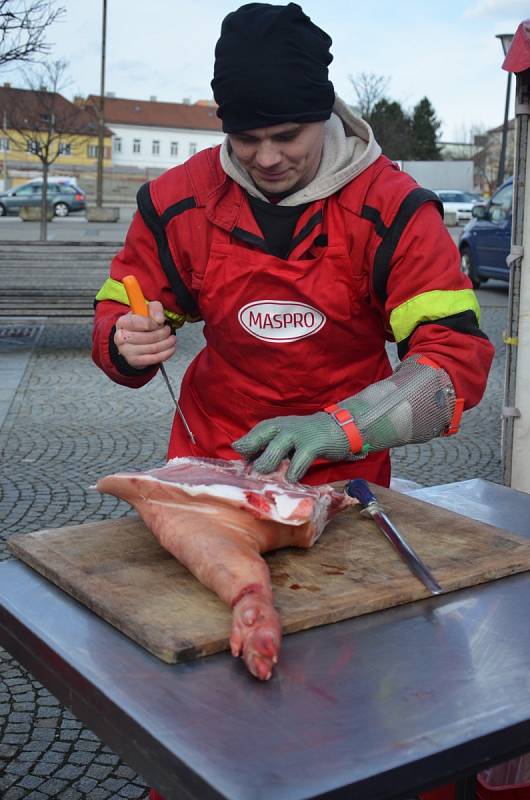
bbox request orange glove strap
[324,404,363,453]
[443,397,465,436]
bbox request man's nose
[255,141,282,168]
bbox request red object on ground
[420,775,530,799]
[503,20,530,73]
[96,456,356,681]
[149,791,165,800]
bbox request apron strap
[136,181,200,318]
[368,187,443,306]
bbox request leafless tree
[0,0,64,68]
[1,59,96,239]
[349,72,390,118]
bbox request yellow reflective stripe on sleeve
[389,289,481,343]
[95,277,187,328]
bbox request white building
[86,95,225,170]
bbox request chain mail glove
[232,355,459,483]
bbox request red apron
[168,197,392,486]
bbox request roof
[488,118,516,134]
[503,20,530,73]
[86,95,222,132]
[0,85,112,136]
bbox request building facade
[86,95,225,170]
[0,84,112,173]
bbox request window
[152,140,160,155]
[170,141,178,156]
[114,137,122,153]
[133,139,141,154]
[87,144,98,158]
[489,183,513,223]
[27,140,41,154]
[189,142,197,156]
[58,142,71,156]
[0,137,9,152]
[16,184,37,196]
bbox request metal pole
[501,69,529,488]
[497,70,513,186]
[2,110,7,191]
[96,0,107,208]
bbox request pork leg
[96,458,356,680]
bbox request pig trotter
[230,589,281,680]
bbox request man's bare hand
[114,300,176,369]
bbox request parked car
[458,177,513,288]
[433,189,477,224]
[462,191,485,204]
[0,179,86,217]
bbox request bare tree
[349,72,389,118]
[0,0,64,68]
[1,59,97,239]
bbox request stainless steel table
[1,478,530,800]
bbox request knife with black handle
[346,479,442,595]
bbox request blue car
[458,177,513,288]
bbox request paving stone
[75,739,100,752]
[36,777,69,795]
[57,790,83,800]
[0,743,18,758]
[101,776,127,791]
[83,788,111,800]
[3,788,29,800]
[73,776,98,792]
[69,749,96,765]
[42,750,73,764]
[87,764,114,781]
[19,774,45,789]
[31,760,60,777]
[118,784,148,799]
[6,759,31,775]
[0,772,21,791]
[54,764,86,780]
[95,752,120,766]
[115,765,138,780]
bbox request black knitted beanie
[211,2,335,133]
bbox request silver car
[0,180,87,217]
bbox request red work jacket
[93,148,494,486]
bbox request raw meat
[96,456,356,680]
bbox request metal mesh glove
[341,355,456,451]
[233,411,353,483]
[233,355,456,482]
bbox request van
[458,177,513,288]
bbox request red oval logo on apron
[238,300,326,343]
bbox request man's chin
[251,171,297,196]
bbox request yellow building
[0,84,112,172]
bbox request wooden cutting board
[8,485,530,663]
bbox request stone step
[0,241,122,318]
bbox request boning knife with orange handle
[122,274,196,444]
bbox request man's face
[228,121,326,197]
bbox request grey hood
[219,95,382,207]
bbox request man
[93,2,494,490]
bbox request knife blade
[122,274,196,444]
[346,478,442,595]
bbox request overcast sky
[6,0,529,141]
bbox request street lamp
[496,32,514,187]
[96,0,107,208]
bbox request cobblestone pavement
[0,286,508,799]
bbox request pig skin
[96,457,356,680]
